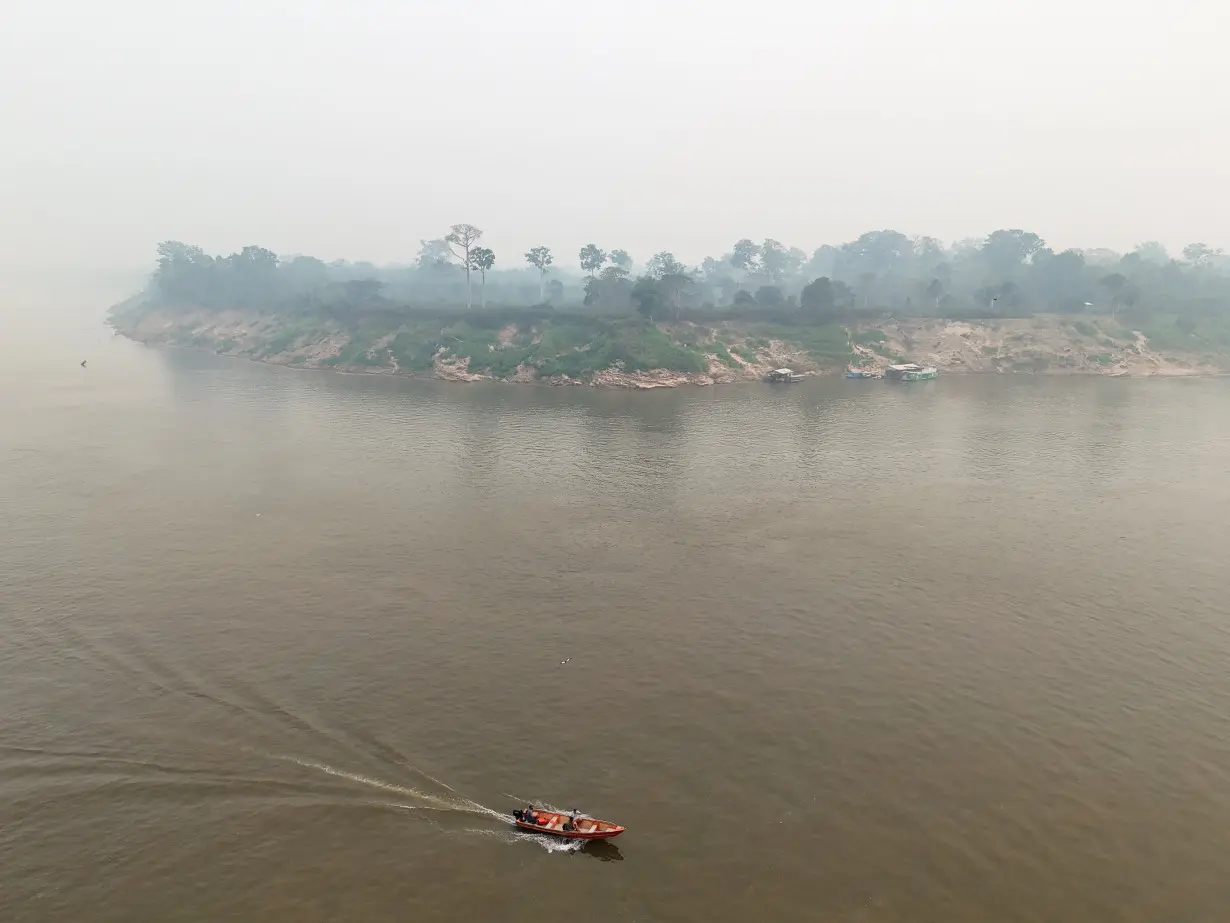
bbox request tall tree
[631,272,692,321]
[1183,242,1222,267]
[631,276,660,320]
[609,249,633,273]
[585,266,633,310]
[925,278,944,309]
[1133,241,1170,264]
[469,247,495,308]
[804,245,839,280]
[445,224,483,309]
[417,238,453,269]
[800,277,836,318]
[755,285,785,307]
[525,246,553,302]
[841,230,913,277]
[857,271,877,309]
[658,272,693,320]
[1100,272,1127,318]
[579,244,606,277]
[646,251,685,279]
[729,239,762,275]
[981,229,1046,275]
[760,239,794,284]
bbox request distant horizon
[6,0,1226,288]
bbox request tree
[841,230,912,277]
[805,245,839,279]
[1133,241,1170,264]
[831,280,855,308]
[646,251,685,279]
[1100,272,1127,318]
[525,246,553,302]
[981,229,1046,274]
[913,236,946,268]
[469,247,495,308]
[631,276,660,320]
[546,278,564,303]
[729,239,762,275]
[755,285,784,307]
[585,266,633,310]
[632,271,691,321]
[925,278,944,309]
[341,279,383,305]
[609,249,633,273]
[801,277,836,316]
[154,241,216,304]
[1031,248,1087,311]
[732,290,756,309]
[857,271,877,309]
[760,239,798,285]
[1183,242,1222,267]
[281,255,330,294]
[417,238,453,269]
[445,224,483,309]
[658,273,693,320]
[224,246,279,308]
[579,244,606,277]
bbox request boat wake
[27,625,580,854]
[455,827,587,855]
[267,756,590,854]
[271,755,506,822]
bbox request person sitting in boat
[563,815,576,832]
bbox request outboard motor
[512,809,524,822]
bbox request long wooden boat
[884,363,937,381]
[766,368,805,383]
[511,807,625,840]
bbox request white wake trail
[273,755,504,820]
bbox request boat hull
[884,364,938,381]
[513,810,625,840]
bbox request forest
[145,227,1230,333]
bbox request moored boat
[884,363,937,381]
[845,368,876,379]
[766,368,804,383]
[511,807,625,840]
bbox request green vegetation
[711,342,739,368]
[851,329,887,345]
[1072,320,1098,338]
[730,345,758,364]
[1012,355,1052,372]
[748,324,854,364]
[115,228,1230,382]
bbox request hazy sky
[2,0,1226,275]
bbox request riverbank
[109,303,1229,387]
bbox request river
[3,293,1230,922]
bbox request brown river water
[3,294,1230,922]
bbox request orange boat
[511,807,625,840]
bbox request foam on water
[458,827,586,855]
[273,755,506,821]
[272,758,585,853]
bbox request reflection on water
[3,308,1230,923]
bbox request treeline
[147,226,1230,326]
